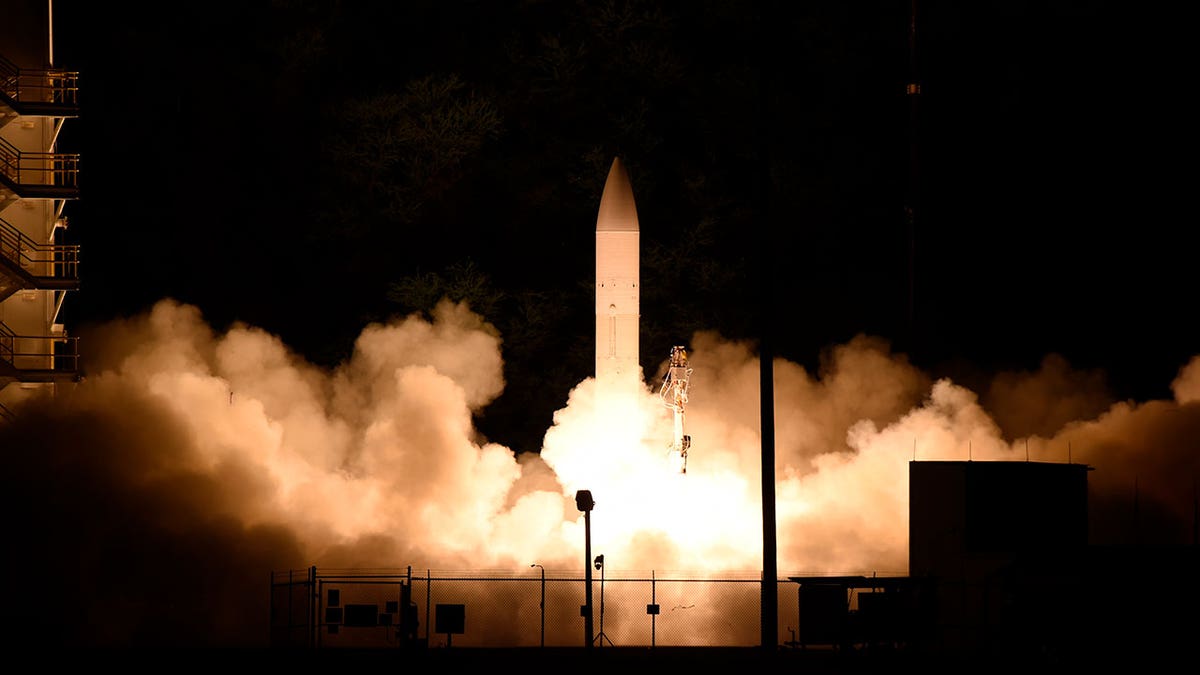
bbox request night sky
[4,0,1198,653]
[48,1,1195,452]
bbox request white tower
[594,157,640,393]
[0,2,82,420]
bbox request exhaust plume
[2,297,1197,647]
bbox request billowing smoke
[2,298,1197,647]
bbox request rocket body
[595,158,640,391]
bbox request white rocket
[594,157,640,392]
[595,158,693,472]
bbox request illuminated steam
[2,297,1197,646]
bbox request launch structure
[659,345,692,473]
[0,3,82,421]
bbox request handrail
[0,54,79,107]
[0,136,79,189]
[0,217,79,281]
[0,321,78,373]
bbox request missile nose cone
[596,157,639,232]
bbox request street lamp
[530,563,545,647]
[576,489,595,648]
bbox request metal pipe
[530,564,545,647]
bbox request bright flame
[541,375,764,571]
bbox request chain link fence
[271,568,924,651]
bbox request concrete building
[0,0,81,419]
[907,460,1092,657]
[785,459,1197,664]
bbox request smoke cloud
[1,298,1197,647]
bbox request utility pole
[756,1,779,652]
[906,0,922,352]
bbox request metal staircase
[0,135,79,211]
[0,216,78,302]
[0,48,82,396]
[0,319,78,384]
[0,55,80,211]
[0,54,79,118]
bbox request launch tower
[0,1,81,420]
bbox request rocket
[595,157,640,392]
[595,157,693,472]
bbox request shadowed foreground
[51,645,1168,674]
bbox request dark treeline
[52,1,1194,453]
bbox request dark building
[908,459,1197,665]
[909,460,1092,658]
[788,460,1197,666]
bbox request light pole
[593,554,612,646]
[530,563,545,647]
[575,489,595,648]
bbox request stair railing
[0,54,78,106]
[0,321,77,374]
[0,321,13,367]
[0,137,79,189]
[0,217,79,281]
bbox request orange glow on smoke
[11,297,1200,582]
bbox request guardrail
[0,137,79,189]
[0,54,78,107]
[0,217,79,281]
[0,321,78,373]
